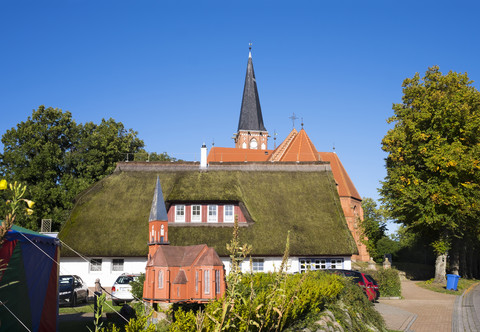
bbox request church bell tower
[148,176,169,257]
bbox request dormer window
[191,205,201,222]
[208,205,217,222]
[175,205,185,222]
[224,205,234,222]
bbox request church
[208,46,369,262]
[58,48,366,289]
[143,177,226,304]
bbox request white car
[111,273,140,306]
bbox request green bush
[329,278,386,332]
[370,268,401,297]
[130,273,145,301]
[169,271,346,331]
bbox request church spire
[149,176,168,222]
[237,43,266,132]
[148,176,169,251]
[235,44,268,150]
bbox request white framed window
[215,270,221,294]
[242,142,247,149]
[224,205,234,222]
[90,259,102,272]
[252,258,264,272]
[261,142,266,150]
[250,138,258,149]
[112,259,124,272]
[208,205,217,222]
[204,270,210,294]
[330,259,343,269]
[175,205,185,222]
[191,205,201,222]
[158,270,164,289]
[299,258,343,272]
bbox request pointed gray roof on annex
[149,176,168,222]
[237,46,267,132]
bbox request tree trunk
[475,252,480,279]
[450,240,460,275]
[434,253,447,283]
[467,245,474,279]
[460,243,467,278]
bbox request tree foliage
[380,66,480,278]
[360,198,388,261]
[0,106,145,230]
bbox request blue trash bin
[446,274,460,290]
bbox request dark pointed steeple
[149,176,168,222]
[237,45,266,132]
[234,44,269,150]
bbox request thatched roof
[59,162,358,258]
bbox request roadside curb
[452,282,480,332]
[379,296,401,300]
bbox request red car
[327,269,377,302]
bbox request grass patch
[59,319,95,332]
[416,278,479,295]
[59,300,124,314]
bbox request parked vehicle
[326,269,376,302]
[111,273,140,306]
[364,274,380,301]
[59,275,89,307]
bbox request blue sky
[1,1,479,231]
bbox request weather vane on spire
[249,42,252,57]
[301,117,304,129]
[289,113,299,129]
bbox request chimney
[200,143,207,169]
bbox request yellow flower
[25,208,34,215]
[0,179,7,190]
[23,199,35,208]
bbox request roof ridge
[269,128,298,161]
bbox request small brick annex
[143,178,226,304]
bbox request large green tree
[360,198,388,262]
[380,66,480,282]
[0,106,145,230]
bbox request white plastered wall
[220,256,351,274]
[60,257,147,288]
[61,255,352,288]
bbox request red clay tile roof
[195,247,223,266]
[172,270,188,284]
[148,244,224,268]
[208,147,271,162]
[269,128,320,162]
[318,152,361,200]
[149,244,207,267]
[206,129,361,201]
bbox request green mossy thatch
[59,163,358,258]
